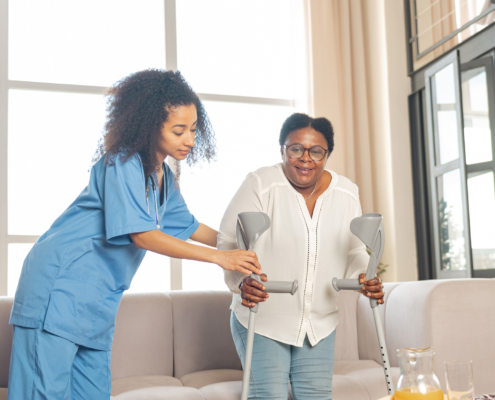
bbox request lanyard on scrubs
[146,165,168,229]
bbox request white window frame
[0,0,297,295]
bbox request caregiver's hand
[359,274,385,304]
[216,250,262,275]
[240,273,269,308]
[130,230,261,275]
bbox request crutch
[236,212,298,400]
[332,213,395,396]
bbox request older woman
[218,113,384,399]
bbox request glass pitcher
[394,347,444,400]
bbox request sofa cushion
[113,386,204,400]
[0,388,7,400]
[332,375,373,400]
[333,359,382,375]
[199,381,241,400]
[111,293,174,381]
[169,291,241,378]
[345,367,401,400]
[0,298,13,387]
[199,381,292,400]
[180,369,243,389]
[111,375,183,396]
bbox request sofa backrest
[0,298,13,388]
[0,288,387,388]
[334,290,360,361]
[169,291,242,378]
[385,279,495,395]
[111,292,174,381]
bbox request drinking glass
[445,360,475,400]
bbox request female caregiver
[219,113,385,399]
[7,69,261,400]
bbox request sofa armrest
[385,279,495,395]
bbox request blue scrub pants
[7,325,112,400]
[231,313,335,400]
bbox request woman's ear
[280,146,284,159]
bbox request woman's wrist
[206,248,223,266]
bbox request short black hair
[279,113,334,155]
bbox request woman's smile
[295,165,315,176]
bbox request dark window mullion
[454,51,473,279]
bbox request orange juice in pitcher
[394,387,444,400]
[395,348,444,400]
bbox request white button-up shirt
[218,164,368,347]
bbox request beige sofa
[0,279,494,399]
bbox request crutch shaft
[372,306,395,395]
[241,311,257,400]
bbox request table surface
[378,396,448,400]
[378,395,495,400]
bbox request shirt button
[311,228,315,232]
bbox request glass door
[460,55,495,277]
[425,50,495,279]
[425,51,471,279]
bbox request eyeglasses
[284,144,329,162]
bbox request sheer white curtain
[305,0,417,282]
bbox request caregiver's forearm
[130,230,220,263]
[189,223,218,247]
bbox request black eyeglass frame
[284,144,329,162]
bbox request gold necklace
[304,182,317,201]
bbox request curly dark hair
[93,69,216,179]
[279,113,334,155]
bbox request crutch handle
[332,278,363,292]
[332,278,380,309]
[248,274,298,313]
[264,280,298,295]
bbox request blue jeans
[231,312,335,400]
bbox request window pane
[181,101,294,291]
[461,67,493,165]
[437,169,467,271]
[415,0,495,59]
[467,171,495,270]
[8,243,34,296]
[182,248,226,292]
[176,0,294,99]
[127,251,170,293]
[9,0,165,87]
[8,90,106,235]
[433,64,460,165]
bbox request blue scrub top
[9,153,199,350]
